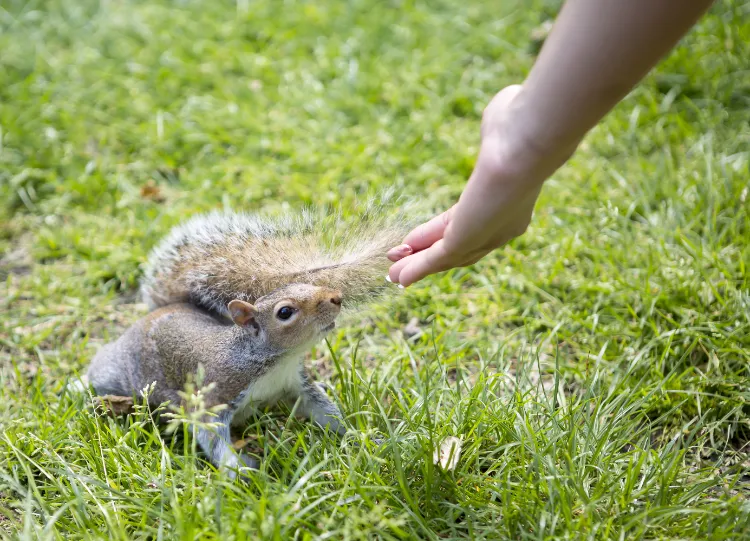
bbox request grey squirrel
[140,196,415,317]
[87,284,346,478]
[85,200,415,478]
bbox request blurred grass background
[1,0,749,538]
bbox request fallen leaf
[94,395,136,417]
[232,435,259,450]
[233,439,249,450]
[403,317,421,338]
[433,436,463,471]
[140,181,165,202]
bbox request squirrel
[87,283,347,478]
[139,195,416,318]
[85,197,417,478]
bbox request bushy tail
[141,192,422,317]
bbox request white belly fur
[231,351,305,426]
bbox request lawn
[1,0,749,538]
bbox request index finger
[401,207,454,253]
[388,239,453,287]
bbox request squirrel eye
[276,306,295,321]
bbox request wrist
[461,84,581,214]
[503,86,581,171]
[476,118,575,196]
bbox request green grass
[1,0,749,538]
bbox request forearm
[512,0,715,153]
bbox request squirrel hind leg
[196,410,259,480]
[65,375,90,394]
[86,347,134,397]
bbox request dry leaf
[233,438,250,450]
[232,434,260,450]
[94,395,136,417]
[433,436,463,471]
[140,181,165,202]
[403,317,421,338]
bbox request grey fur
[87,284,347,479]
[140,192,421,317]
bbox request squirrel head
[226,283,342,351]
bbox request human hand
[386,0,713,288]
[387,85,575,287]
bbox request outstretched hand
[386,0,714,288]
[386,85,574,287]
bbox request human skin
[387,0,716,287]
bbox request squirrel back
[141,195,418,317]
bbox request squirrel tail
[140,191,423,316]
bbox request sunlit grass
[1,0,748,538]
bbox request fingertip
[396,240,452,287]
[386,244,413,262]
[388,258,409,285]
[393,263,420,289]
[387,267,398,285]
[395,265,415,288]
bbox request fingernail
[385,275,392,283]
[398,284,405,289]
[387,244,413,259]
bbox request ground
[1,0,749,539]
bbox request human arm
[387,0,716,287]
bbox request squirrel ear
[228,300,258,328]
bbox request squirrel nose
[330,294,342,306]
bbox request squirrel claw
[227,454,260,483]
[240,453,260,470]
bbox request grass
[1,0,749,538]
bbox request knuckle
[441,211,451,227]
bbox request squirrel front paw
[239,453,260,470]
[348,432,385,448]
[221,452,259,482]
[370,436,385,447]
[234,454,260,484]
